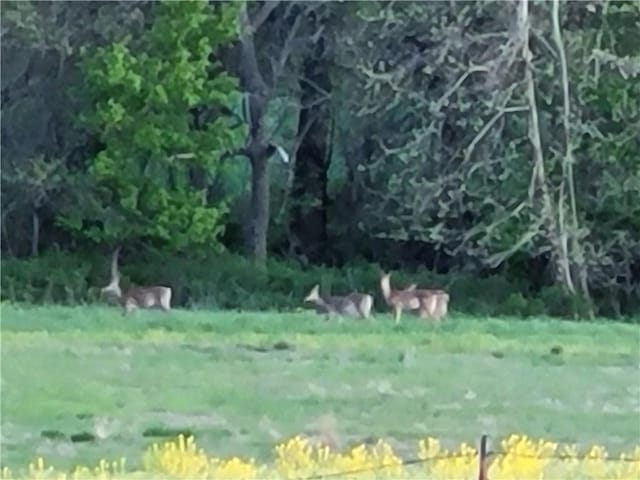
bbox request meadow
[0,303,639,476]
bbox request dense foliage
[1,0,639,317]
[64,1,242,251]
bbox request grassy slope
[1,304,639,472]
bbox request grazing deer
[304,284,374,321]
[100,247,172,315]
[379,272,449,324]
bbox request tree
[60,0,244,252]
[288,7,335,264]
[333,1,533,270]
[232,1,334,263]
[560,0,640,314]
[1,0,150,256]
[327,0,638,315]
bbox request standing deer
[304,284,374,321]
[379,272,449,324]
[101,247,172,315]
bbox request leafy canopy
[61,0,244,251]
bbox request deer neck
[102,280,122,299]
[380,277,392,301]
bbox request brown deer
[100,247,172,315]
[304,284,374,321]
[379,272,449,324]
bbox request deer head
[304,284,321,303]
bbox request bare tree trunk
[237,3,272,263]
[234,1,316,262]
[1,209,14,257]
[31,209,40,256]
[248,152,270,261]
[520,0,575,293]
[551,0,592,316]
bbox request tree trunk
[1,209,14,257]
[551,0,592,316]
[289,15,332,263]
[31,209,40,257]
[520,0,574,293]
[289,115,331,263]
[248,151,270,262]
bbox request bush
[0,249,632,319]
[538,286,594,320]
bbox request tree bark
[237,3,271,263]
[248,150,270,261]
[551,0,592,315]
[31,209,40,257]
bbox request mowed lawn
[1,304,639,472]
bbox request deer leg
[394,306,402,325]
[123,300,136,316]
[428,296,439,323]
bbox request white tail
[100,247,172,315]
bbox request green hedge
[0,250,617,319]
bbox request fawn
[304,284,374,321]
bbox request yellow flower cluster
[2,433,639,480]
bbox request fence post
[478,434,488,480]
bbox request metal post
[478,434,488,480]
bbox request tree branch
[521,0,574,294]
[238,3,268,96]
[247,0,281,33]
[463,104,528,171]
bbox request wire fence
[290,434,640,480]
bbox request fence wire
[291,449,640,480]
[293,453,470,480]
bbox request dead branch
[247,1,281,34]
[463,104,528,169]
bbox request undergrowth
[0,249,630,320]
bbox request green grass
[1,304,639,473]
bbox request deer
[303,284,374,321]
[379,271,449,325]
[100,247,172,315]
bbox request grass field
[1,303,639,474]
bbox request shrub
[0,249,634,319]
